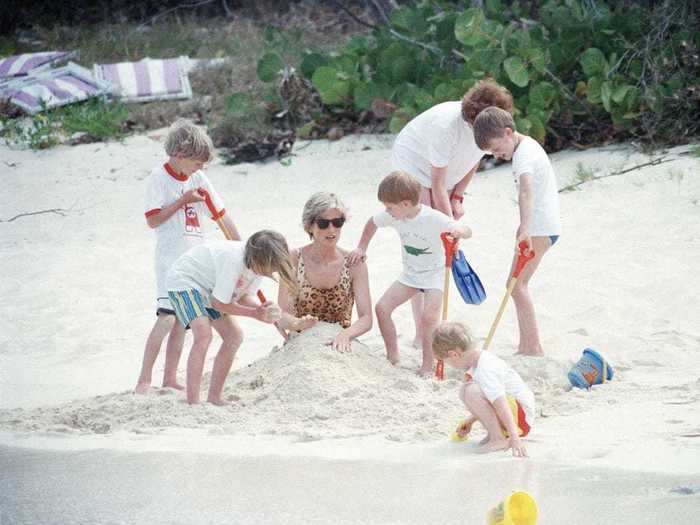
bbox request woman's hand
[346,248,366,266]
[329,330,352,353]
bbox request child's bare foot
[417,366,433,378]
[514,348,544,357]
[162,381,185,391]
[477,439,509,454]
[386,349,400,365]
[134,382,150,395]
[207,397,229,406]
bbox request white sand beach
[1,133,699,524]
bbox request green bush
[250,0,699,148]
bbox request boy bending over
[473,107,561,356]
[433,321,535,457]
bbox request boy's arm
[146,189,204,229]
[430,165,453,218]
[220,213,241,241]
[449,222,472,241]
[492,396,528,457]
[210,295,280,323]
[347,218,378,266]
[516,174,534,251]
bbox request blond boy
[135,119,241,394]
[473,106,561,356]
[348,171,471,376]
[433,321,535,457]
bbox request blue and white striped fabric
[168,289,222,327]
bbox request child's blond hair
[461,80,514,125]
[245,230,296,293]
[165,119,215,163]
[432,321,476,359]
[472,106,517,150]
[377,170,421,205]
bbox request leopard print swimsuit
[293,251,354,328]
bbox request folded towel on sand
[93,56,192,103]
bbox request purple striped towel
[0,63,110,114]
[0,52,72,78]
[93,56,192,102]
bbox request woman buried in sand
[278,192,372,351]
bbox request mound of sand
[0,323,580,441]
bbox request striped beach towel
[0,52,72,79]
[93,56,192,103]
[0,63,111,114]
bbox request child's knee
[375,301,391,319]
[420,309,440,330]
[224,326,244,349]
[191,325,213,348]
[460,382,483,404]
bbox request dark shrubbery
[249,0,699,149]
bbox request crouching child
[432,321,535,457]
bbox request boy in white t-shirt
[348,171,472,376]
[167,231,295,405]
[135,119,241,395]
[473,107,562,357]
[433,321,535,457]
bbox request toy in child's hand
[450,419,472,442]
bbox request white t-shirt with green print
[373,205,457,290]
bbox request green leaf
[389,108,415,134]
[526,48,547,73]
[485,0,502,17]
[346,36,368,55]
[611,84,633,104]
[474,48,506,75]
[515,117,532,134]
[257,52,283,83]
[529,82,556,109]
[311,66,351,106]
[454,9,486,46]
[300,52,328,79]
[528,114,546,143]
[601,81,613,112]
[226,92,250,115]
[579,47,607,78]
[503,56,529,87]
[586,77,602,104]
[353,81,387,111]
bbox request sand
[1,132,699,523]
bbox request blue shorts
[549,235,559,246]
[168,289,222,327]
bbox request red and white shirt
[144,162,225,305]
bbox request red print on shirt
[184,204,201,233]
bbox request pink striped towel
[0,63,111,114]
[93,56,192,102]
[0,52,72,78]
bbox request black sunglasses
[315,217,346,229]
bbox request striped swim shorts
[168,289,222,327]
